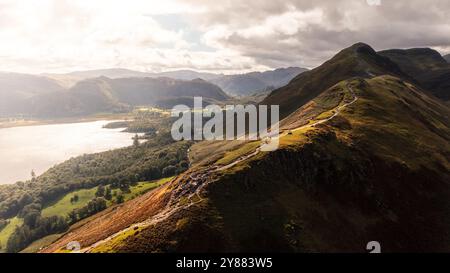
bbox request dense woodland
[0,115,192,252]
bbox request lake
[0,120,136,185]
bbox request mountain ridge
[25,77,231,117]
[379,48,450,101]
[45,67,308,96]
[262,42,410,118]
[42,43,450,253]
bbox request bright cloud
[0,0,450,74]
[0,0,260,74]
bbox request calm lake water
[0,120,136,185]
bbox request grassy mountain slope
[42,43,450,253]
[47,68,307,97]
[379,48,450,100]
[108,77,230,107]
[44,74,450,253]
[0,217,22,252]
[211,67,307,96]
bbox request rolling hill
[1,66,307,118]
[42,43,450,253]
[2,77,231,118]
[0,73,65,116]
[46,67,307,97]
[45,69,221,87]
[105,77,229,107]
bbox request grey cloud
[183,0,450,68]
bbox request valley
[0,67,306,119]
[1,42,449,254]
[71,82,359,253]
[0,108,192,252]
[40,43,450,253]
[2,0,450,263]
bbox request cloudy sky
[1,0,450,74]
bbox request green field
[2,178,173,252]
[114,177,174,203]
[0,217,23,252]
[42,177,174,219]
[42,188,98,218]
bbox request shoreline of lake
[0,120,138,185]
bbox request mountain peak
[263,42,409,118]
[337,42,378,58]
[348,42,376,52]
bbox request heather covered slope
[44,75,450,253]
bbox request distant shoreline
[0,113,132,129]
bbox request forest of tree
[0,125,192,252]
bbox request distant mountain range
[1,67,307,118]
[209,67,308,96]
[0,75,230,117]
[45,67,308,97]
[44,68,220,86]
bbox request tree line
[0,128,192,252]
